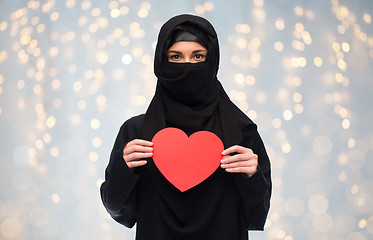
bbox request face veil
[154,14,220,109]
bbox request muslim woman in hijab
[100,14,271,240]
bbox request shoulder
[118,114,145,139]
[121,114,145,128]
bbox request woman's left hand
[220,145,258,178]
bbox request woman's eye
[194,54,205,61]
[170,55,180,60]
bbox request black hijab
[141,14,253,147]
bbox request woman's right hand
[123,139,153,169]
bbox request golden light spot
[50,12,59,21]
[33,84,42,95]
[292,76,302,87]
[335,73,343,83]
[195,5,205,15]
[332,42,341,52]
[88,23,98,33]
[236,24,251,33]
[277,231,286,239]
[272,118,282,128]
[120,37,130,46]
[77,100,87,110]
[71,114,81,125]
[92,137,102,148]
[342,119,350,129]
[338,152,348,165]
[51,193,60,203]
[283,110,293,120]
[293,92,302,103]
[275,18,285,30]
[96,17,109,29]
[245,75,255,86]
[295,22,304,33]
[292,40,305,51]
[0,218,22,239]
[50,147,59,157]
[339,172,347,182]
[0,50,7,63]
[247,110,257,120]
[35,139,44,149]
[363,13,372,24]
[253,0,264,7]
[295,104,303,114]
[351,184,359,195]
[294,6,304,16]
[78,16,88,26]
[91,7,101,17]
[90,119,100,130]
[43,133,51,144]
[204,2,214,11]
[96,179,104,188]
[341,42,350,52]
[337,59,347,71]
[274,41,284,52]
[339,107,348,118]
[132,47,143,57]
[89,152,99,162]
[49,46,59,57]
[81,0,91,10]
[37,23,45,33]
[66,0,75,8]
[252,7,266,20]
[122,54,132,64]
[120,6,129,15]
[236,37,247,49]
[314,57,323,67]
[0,21,8,31]
[95,51,109,64]
[347,138,356,148]
[17,79,24,89]
[73,81,82,92]
[256,91,266,104]
[135,96,146,106]
[20,35,31,45]
[138,8,148,18]
[234,73,245,85]
[358,219,367,228]
[46,116,56,128]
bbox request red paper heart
[152,127,224,192]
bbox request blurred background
[0,0,372,239]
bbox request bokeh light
[1,0,373,239]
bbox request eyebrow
[167,49,208,54]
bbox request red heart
[152,127,224,192]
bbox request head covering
[169,29,207,48]
[142,14,253,147]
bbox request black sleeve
[233,124,272,231]
[100,116,144,228]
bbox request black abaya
[100,14,271,240]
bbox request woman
[100,14,271,240]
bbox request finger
[221,153,258,164]
[126,139,153,147]
[124,152,153,163]
[126,160,148,168]
[220,160,255,169]
[222,145,253,156]
[123,144,153,156]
